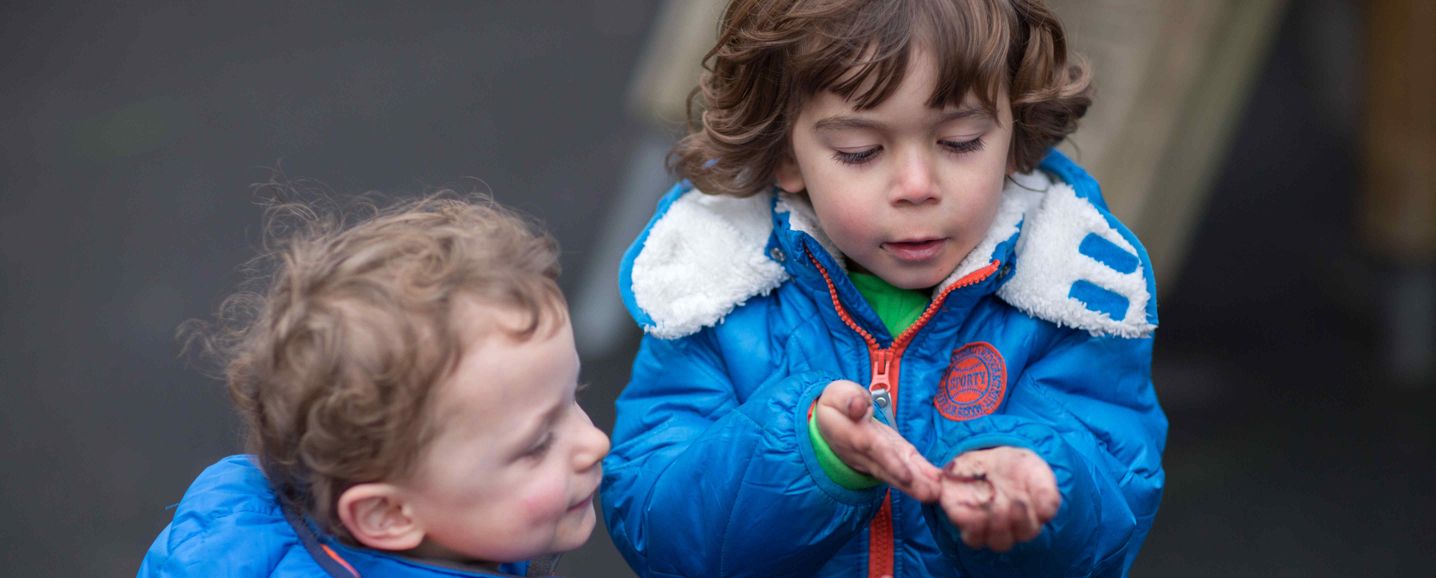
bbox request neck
[404,541,504,573]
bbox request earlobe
[337,483,426,552]
[775,156,805,194]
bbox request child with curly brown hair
[602,0,1166,576]
[139,193,609,577]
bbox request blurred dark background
[1,1,1431,576]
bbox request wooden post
[1363,0,1436,263]
[1363,0,1435,387]
[1052,0,1288,292]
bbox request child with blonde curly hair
[602,0,1166,576]
[140,192,609,577]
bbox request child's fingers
[1029,476,1061,523]
[873,441,914,486]
[896,446,942,502]
[1010,457,1060,523]
[960,518,990,550]
[939,448,1063,551]
[1010,497,1042,543]
[857,428,939,501]
[815,379,942,501]
[939,478,988,532]
[984,454,1050,545]
[984,494,1016,552]
[870,429,921,484]
[911,451,944,501]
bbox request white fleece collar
[628,191,788,339]
[995,175,1156,338]
[939,170,1049,291]
[628,170,1156,339]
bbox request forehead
[815,56,993,115]
[790,0,1011,114]
[436,300,577,428]
[800,50,1006,130]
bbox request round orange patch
[934,342,1007,421]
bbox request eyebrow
[812,107,993,132]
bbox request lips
[568,492,594,512]
[884,238,944,261]
[569,478,600,512]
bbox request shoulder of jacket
[620,184,789,339]
[996,152,1159,338]
[146,456,294,575]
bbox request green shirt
[848,271,929,337]
[808,271,931,490]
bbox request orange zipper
[320,544,360,577]
[806,248,999,578]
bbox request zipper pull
[869,349,895,425]
[871,387,895,426]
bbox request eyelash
[522,387,586,460]
[832,148,880,165]
[525,434,554,458]
[831,138,985,166]
[942,137,985,155]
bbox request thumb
[843,387,871,421]
[819,380,872,423]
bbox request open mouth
[884,239,944,261]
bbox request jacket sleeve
[922,329,1167,577]
[601,329,886,577]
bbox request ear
[336,483,426,552]
[775,155,806,194]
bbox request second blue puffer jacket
[602,150,1167,577]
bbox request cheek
[816,201,863,230]
[950,154,1009,213]
[812,202,877,254]
[515,470,570,521]
[807,185,877,242]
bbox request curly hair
[670,0,1092,197]
[181,187,564,539]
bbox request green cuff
[808,410,882,490]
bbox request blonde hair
[671,0,1092,197]
[183,187,563,538]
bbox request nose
[572,410,611,471]
[892,147,939,205]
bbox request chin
[566,507,598,548]
[538,511,595,557]
[886,271,946,291]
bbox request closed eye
[940,137,984,155]
[524,433,554,459]
[832,147,880,166]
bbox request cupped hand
[938,446,1061,552]
[815,380,942,502]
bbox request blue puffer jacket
[138,455,533,578]
[602,150,1167,577]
